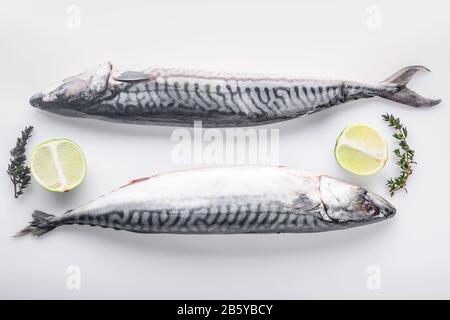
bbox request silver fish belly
[16,166,396,237]
[29,63,440,127]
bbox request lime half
[335,124,388,176]
[30,139,86,192]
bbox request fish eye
[362,202,379,216]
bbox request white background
[1,0,449,299]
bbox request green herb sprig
[7,126,34,198]
[382,114,416,196]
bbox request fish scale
[30,63,441,127]
[16,166,396,237]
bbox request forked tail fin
[377,66,441,108]
[14,210,58,237]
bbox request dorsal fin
[113,70,156,82]
[119,177,151,189]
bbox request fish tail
[14,210,59,238]
[377,65,441,108]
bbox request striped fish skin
[29,62,440,127]
[16,166,396,237]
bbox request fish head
[29,62,112,115]
[320,176,396,226]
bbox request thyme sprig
[382,114,416,196]
[7,126,34,198]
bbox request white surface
[1,0,449,299]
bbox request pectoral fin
[292,194,322,213]
[113,70,156,82]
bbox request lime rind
[334,124,388,176]
[30,139,86,192]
